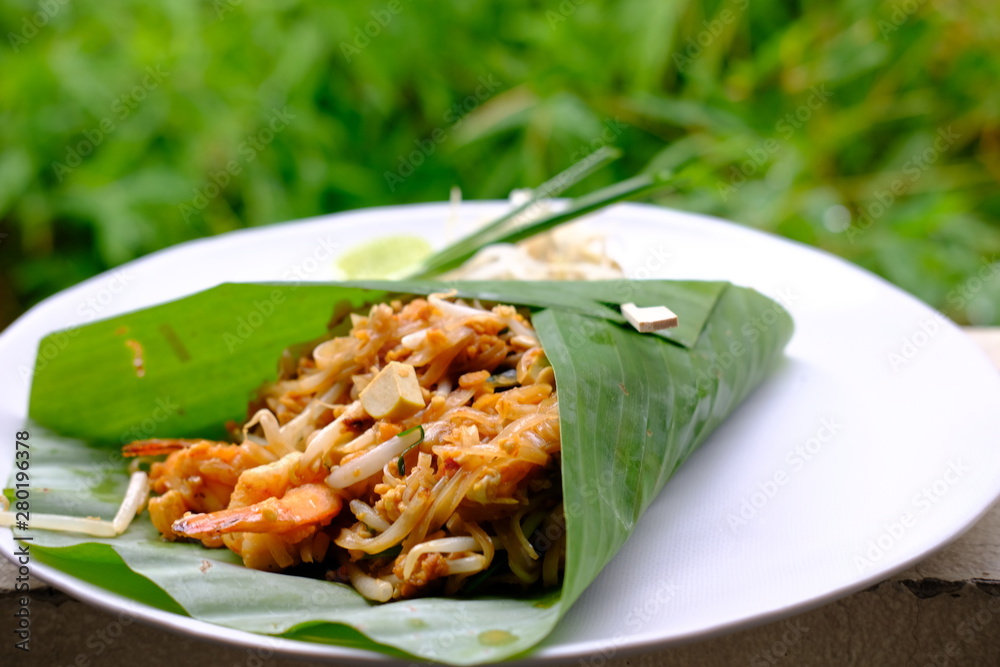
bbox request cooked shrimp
[172,452,344,571]
[124,294,565,596]
[123,438,277,545]
[174,484,342,535]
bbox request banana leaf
[10,279,792,664]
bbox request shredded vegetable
[122,293,563,600]
[0,471,150,537]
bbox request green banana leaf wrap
[11,279,793,664]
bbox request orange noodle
[123,293,563,600]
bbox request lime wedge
[337,235,433,279]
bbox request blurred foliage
[1,0,998,329]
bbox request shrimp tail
[172,484,343,537]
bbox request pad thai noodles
[122,293,563,601]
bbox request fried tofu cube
[359,361,426,420]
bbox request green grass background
[1,0,998,330]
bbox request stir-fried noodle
[124,294,563,600]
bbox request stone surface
[2,581,999,666]
[3,329,999,665]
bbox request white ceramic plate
[3,202,1000,664]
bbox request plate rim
[3,199,1000,664]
